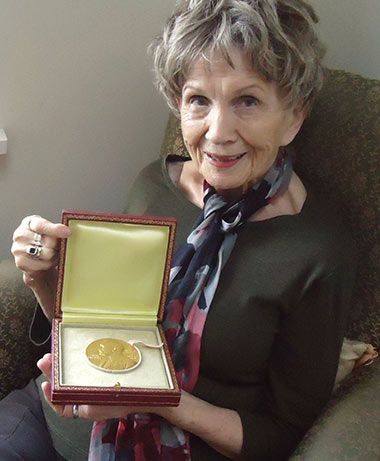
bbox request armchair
[0,69,379,459]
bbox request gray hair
[150,0,325,116]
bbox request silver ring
[26,244,43,258]
[72,404,80,419]
[32,233,43,246]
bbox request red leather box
[51,211,180,406]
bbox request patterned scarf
[88,150,292,461]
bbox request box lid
[55,211,176,326]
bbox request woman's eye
[238,96,259,107]
[189,95,209,106]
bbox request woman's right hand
[11,215,71,320]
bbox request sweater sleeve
[237,263,357,460]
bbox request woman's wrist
[156,391,243,459]
[30,284,55,320]
[27,268,58,320]
[155,390,193,426]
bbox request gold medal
[85,338,141,373]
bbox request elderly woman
[4,0,356,460]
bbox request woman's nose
[205,107,237,144]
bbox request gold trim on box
[53,321,60,388]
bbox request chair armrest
[290,359,380,460]
[0,259,48,398]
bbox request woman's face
[179,49,305,197]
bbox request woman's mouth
[204,152,247,169]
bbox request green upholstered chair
[1,69,379,459]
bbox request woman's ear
[176,97,182,111]
[282,107,306,146]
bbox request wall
[0,0,379,260]
[0,0,175,259]
[313,0,380,79]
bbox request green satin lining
[61,220,169,326]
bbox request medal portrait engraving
[85,338,141,373]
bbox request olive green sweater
[124,157,357,461]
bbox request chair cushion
[290,356,380,459]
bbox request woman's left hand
[37,353,164,421]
